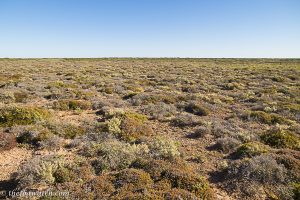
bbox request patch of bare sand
[0,147,32,181]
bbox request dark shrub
[0,132,16,151]
[185,101,210,116]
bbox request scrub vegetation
[0,58,299,199]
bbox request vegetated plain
[0,58,299,200]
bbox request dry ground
[0,58,299,199]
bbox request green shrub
[53,165,75,183]
[236,142,269,157]
[105,111,153,142]
[272,76,284,82]
[243,111,290,125]
[282,103,300,114]
[106,117,122,135]
[44,121,86,139]
[52,99,92,110]
[292,182,300,200]
[119,116,153,142]
[0,73,22,86]
[261,129,300,150]
[0,106,51,127]
[148,136,180,160]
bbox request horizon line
[1,57,300,59]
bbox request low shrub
[114,168,153,190]
[164,188,199,200]
[227,155,287,184]
[129,92,178,106]
[0,106,51,127]
[235,141,269,157]
[104,111,153,142]
[214,137,242,153]
[148,136,180,160]
[143,102,177,121]
[119,116,152,142]
[83,139,149,173]
[0,91,15,103]
[15,155,94,189]
[223,154,294,199]
[52,99,92,110]
[292,182,300,200]
[172,114,203,127]
[132,158,213,199]
[189,126,211,138]
[15,155,64,188]
[13,91,29,103]
[0,132,16,151]
[272,76,284,82]
[222,82,243,90]
[272,150,300,181]
[261,128,300,150]
[39,135,64,151]
[106,168,166,199]
[90,174,115,199]
[242,111,290,125]
[185,101,210,116]
[44,121,86,139]
[16,125,53,145]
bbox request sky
[0,0,299,58]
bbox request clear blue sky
[0,0,299,58]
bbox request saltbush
[52,99,92,110]
[83,139,149,173]
[227,155,287,184]
[243,111,290,125]
[143,102,177,121]
[261,128,300,150]
[236,141,269,157]
[172,113,203,127]
[0,106,51,127]
[104,110,153,142]
[148,136,180,160]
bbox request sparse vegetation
[0,58,299,199]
